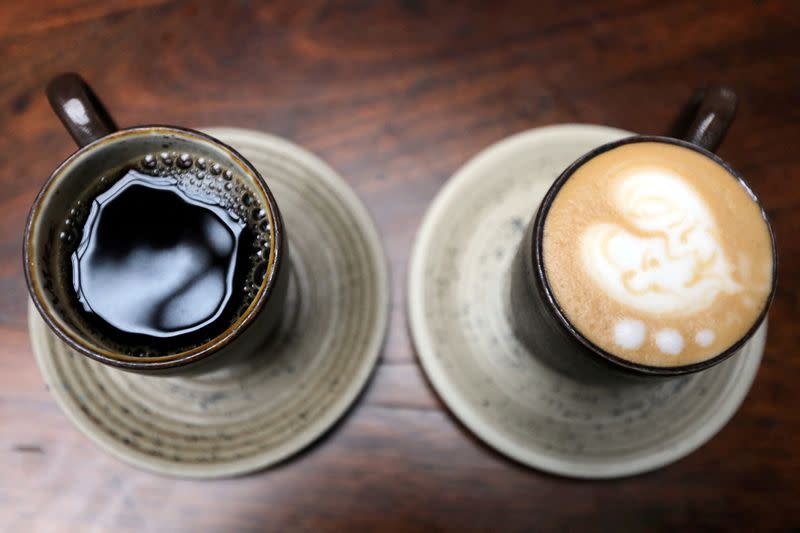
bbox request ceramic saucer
[408,124,765,479]
[30,128,389,479]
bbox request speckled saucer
[30,128,389,479]
[408,124,766,479]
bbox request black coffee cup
[24,73,289,376]
[507,87,777,381]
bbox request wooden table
[2,1,798,531]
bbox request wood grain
[1,1,799,531]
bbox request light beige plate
[408,124,766,479]
[30,128,389,479]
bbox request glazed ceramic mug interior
[24,74,286,373]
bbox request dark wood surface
[1,1,799,531]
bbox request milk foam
[580,168,741,316]
[613,319,645,349]
[543,142,773,367]
[654,328,684,355]
[695,329,715,347]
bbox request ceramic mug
[24,73,289,376]
[507,87,777,381]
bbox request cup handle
[668,86,738,153]
[46,73,118,148]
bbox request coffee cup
[24,73,289,376]
[508,87,777,381]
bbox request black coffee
[58,153,272,355]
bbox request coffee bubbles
[543,142,773,367]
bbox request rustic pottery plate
[31,128,390,479]
[408,124,765,479]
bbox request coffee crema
[542,142,773,367]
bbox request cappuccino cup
[508,87,777,380]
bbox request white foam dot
[695,329,715,347]
[655,329,684,355]
[613,319,646,349]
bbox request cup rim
[24,125,285,371]
[530,135,778,376]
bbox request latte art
[581,168,741,315]
[542,142,773,367]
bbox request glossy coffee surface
[54,153,274,356]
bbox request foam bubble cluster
[135,153,272,297]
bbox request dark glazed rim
[23,125,285,371]
[531,135,778,376]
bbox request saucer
[408,124,766,479]
[30,128,389,479]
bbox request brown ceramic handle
[46,73,118,148]
[669,86,738,153]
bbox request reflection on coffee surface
[57,154,274,356]
[543,142,773,367]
